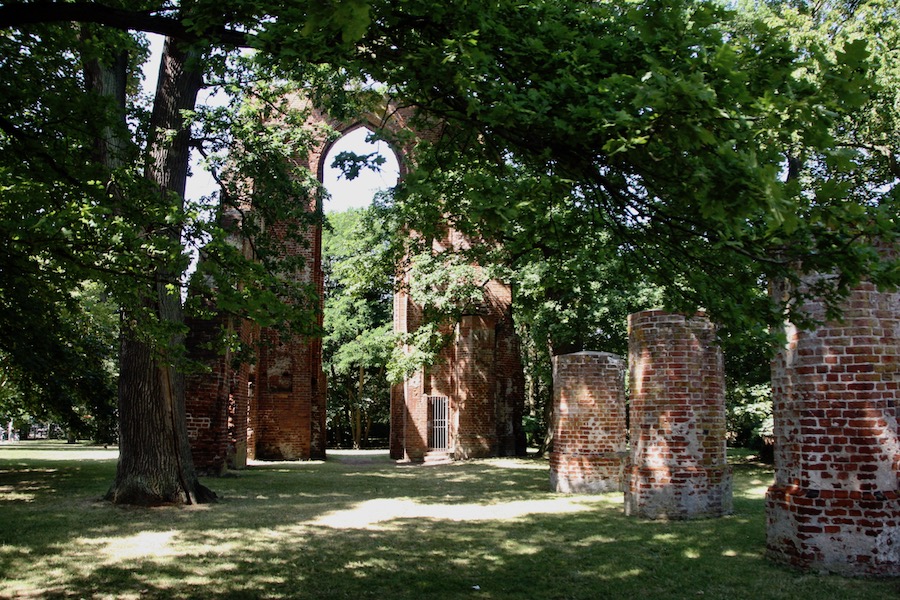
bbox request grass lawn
[1,442,897,599]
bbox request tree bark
[106,36,215,505]
[353,364,364,449]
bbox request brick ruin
[549,311,732,518]
[625,310,732,519]
[390,230,526,462]
[766,275,900,576]
[184,179,326,469]
[180,93,898,577]
[548,292,898,575]
[550,352,627,493]
[185,100,525,471]
[184,102,364,472]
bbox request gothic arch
[184,96,525,471]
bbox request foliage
[386,247,487,383]
[0,23,135,426]
[185,72,334,340]
[297,0,896,338]
[726,382,774,449]
[322,207,395,447]
[0,281,118,444]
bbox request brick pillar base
[550,352,627,493]
[765,276,900,576]
[625,465,733,519]
[625,310,732,519]
[767,488,900,575]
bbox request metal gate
[428,395,449,450]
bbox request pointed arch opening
[322,126,400,213]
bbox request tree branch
[0,2,252,47]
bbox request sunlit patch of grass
[0,486,37,502]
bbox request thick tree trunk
[106,36,214,505]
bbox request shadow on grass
[1,443,897,599]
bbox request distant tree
[322,207,395,448]
[0,282,119,444]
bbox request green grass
[0,442,897,599]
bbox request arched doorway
[320,126,400,450]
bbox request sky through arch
[322,127,400,213]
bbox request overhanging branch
[0,2,252,47]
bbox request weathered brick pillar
[184,312,231,476]
[625,310,732,519]
[392,375,429,462]
[390,287,428,461]
[550,352,626,493]
[253,331,324,461]
[766,276,900,576]
[455,315,499,459]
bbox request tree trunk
[363,410,372,448]
[353,364,364,449]
[106,36,214,505]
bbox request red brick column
[184,320,230,475]
[766,277,900,576]
[390,287,428,461]
[550,352,626,493]
[455,315,499,459]
[625,310,732,519]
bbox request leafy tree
[2,0,896,504]
[322,207,394,448]
[0,282,119,444]
[309,0,894,333]
[0,4,333,504]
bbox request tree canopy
[0,0,896,501]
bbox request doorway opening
[321,126,400,450]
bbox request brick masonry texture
[625,310,733,519]
[391,231,526,461]
[184,308,232,476]
[550,352,627,493]
[766,275,900,576]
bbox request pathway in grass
[1,442,897,599]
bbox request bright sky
[142,34,398,212]
[322,128,399,213]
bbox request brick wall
[391,233,525,461]
[455,315,499,458]
[188,99,492,466]
[247,102,328,462]
[550,352,627,493]
[184,307,231,475]
[625,310,732,519]
[766,276,900,576]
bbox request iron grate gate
[428,395,449,450]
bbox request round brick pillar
[766,277,900,576]
[625,310,733,519]
[550,352,627,493]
